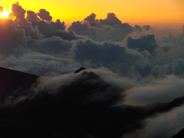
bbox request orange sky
[1,0,184,27]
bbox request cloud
[99,13,122,26]
[26,10,40,22]
[124,102,184,138]
[134,25,143,33]
[9,2,30,26]
[0,2,183,79]
[72,38,151,76]
[127,34,159,53]
[0,52,81,76]
[68,20,90,35]
[68,13,134,42]
[0,19,27,55]
[9,2,26,18]
[84,13,98,26]
[143,25,151,31]
[34,20,75,40]
[30,36,72,56]
[1,68,184,137]
[37,9,52,21]
[124,75,184,106]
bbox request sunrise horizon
[1,1,183,29]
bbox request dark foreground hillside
[0,67,38,99]
[0,67,184,138]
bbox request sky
[1,0,184,27]
[0,1,184,138]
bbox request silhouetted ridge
[0,67,184,137]
[0,67,38,98]
[74,67,86,73]
[172,129,184,138]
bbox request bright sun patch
[0,6,10,19]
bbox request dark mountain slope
[0,67,39,99]
[0,67,184,138]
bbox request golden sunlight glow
[0,0,183,27]
[0,6,10,19]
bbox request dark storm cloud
[134,25,143,33]
[127,34,159,53]
[37,9,52,21]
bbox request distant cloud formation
[0,2,184,138]
[127,34,158,53]
[68,12,136,42]
[134,25,143,33]
[84,13,97,26]
[143,25,151,31]
[38,9,52,21]
[8,2,29,26]
[26,10,39,22]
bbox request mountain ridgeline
[0,67,183,138]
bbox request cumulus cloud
[37,9,52,21]
[0,19,27,54]
[9,2,29,26]
[72,38,151,77]
[127,34,159,53]
[68,13,134,42]
[0,2,183,79]
[99,13,122,26]
[143,25,151,31]
[34,20,75,40]
[26,10,39,22]
[9,2,26,18]
[84,13,98,26]
[134,25,143,33]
